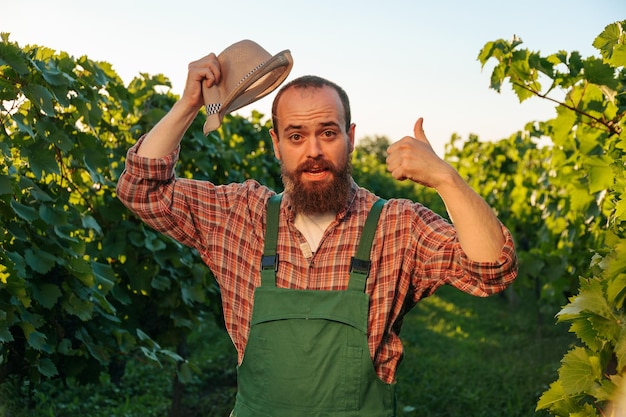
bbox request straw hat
[202,40,293,134]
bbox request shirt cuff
[124,135,180,181]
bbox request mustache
[296,157,335,174]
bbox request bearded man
[117,50,517,417]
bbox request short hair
[271,75,351,135]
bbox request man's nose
[306,137,323,158]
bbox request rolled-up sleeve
[116,137,207,250]
[451,224,518,296]
[406,201,518,299]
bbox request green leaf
[24,179,54,202]
[146,234,166,252]
[181,283,205,304]
[0,42,30,75]
[37,358,59,377]
[5,278,30,308]
[151,275,171,291]
[0,324,14,343]
[158,348,183,363]
[63,292,94,321]
[569,319,601,350]
[592,21,626,67]
[90,291,118,316]
[5,250,27,281]
[548,108,578,145]
[110,284,131,306]
[32,283,63,309]
[23,143,60,180]
[0,174,13,194]
[41,67,72,87]
[69,257,95,287]
[536,380,564,411]
[615,198,626,221]
[571,403,601,417]
[136,328,153,343]
[11,112,36,138]
[25,248,56,274]
[536,379,583,414]
[177,361,193,384]
[583,57,619,89]
[83,145,110,183]
[23,83,56,116]
[558,278,613,322]
[607,273,626,310]
[139,346,161,365]
[81,214,103,235]
[75,328,109,363]
[5,222,28,241]
[615,326,626,373]
[21,310,45,328]
[606,240,626,277]
[569,185,595,213]
[58,338,78,356]
[10,199,38,221]
[587,314,621,344]
[489,63,506,92]
[586,155,614,194]
[53,225,80,243]
[24,328,49,351]
[112,329,136,354]
[39,204,68,225]
[91,261,116,291]
[559,347,602,395]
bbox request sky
[2,0,623,155]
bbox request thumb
[413,117,429,145]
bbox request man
[117,52,518,416]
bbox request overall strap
[261,195,386,291]
[347,199,386,292]
[260,194,282,287]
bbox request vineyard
[1,20,625,416]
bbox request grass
[394,286,573,417]
[1,286,574,417]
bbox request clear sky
[2,0,623,155]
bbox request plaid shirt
[117,138,518,383]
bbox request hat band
[205,103,222,115]
[204,62,265,117]
[237,62,265,88]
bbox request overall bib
[232,196,396,417]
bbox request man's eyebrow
[284,124,303,132]
[319,121,340,129]
[283,121,340,133]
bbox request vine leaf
[558,278,613,322]
[559,347,601,396]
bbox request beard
[281,156,353,215]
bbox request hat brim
[203,49,293,135]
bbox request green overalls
[231,195,396,417]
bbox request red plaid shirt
[117,138,518,383]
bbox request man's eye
[322,130,337,138]
[288,134,302,142]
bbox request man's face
[270,86,355,214]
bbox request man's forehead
[275,88,344,123]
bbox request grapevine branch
[511,80,622,136]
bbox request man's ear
[347,123,356,153]
[270,128,281,160]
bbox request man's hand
[136,53,222,158]
[387,117,506,262]
[181,53,222,112]
[385,118,453,190]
